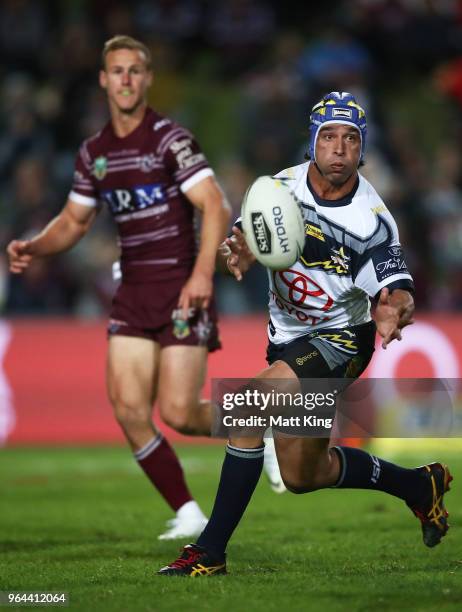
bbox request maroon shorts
[107,280,221,351]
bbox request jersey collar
[306,171,359,208]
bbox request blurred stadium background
[1,0,462,445]
[2,2,462,609]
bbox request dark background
[1,0,461,317]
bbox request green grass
[1,444,461,611]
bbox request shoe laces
[170,546,203,569]
[413,465,447,527]
[425,473,446,525]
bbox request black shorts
[266,321,376,380]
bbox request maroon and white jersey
[69,107,213,283]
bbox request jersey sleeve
[354,212,414,298]
[158,126,214,193]
[68,142,98,207]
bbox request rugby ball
[241,176,305,270]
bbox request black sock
[196,444,264,559]
[332,446,427,506]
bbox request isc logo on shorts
[295,350,318,366]
[102,183,166,215]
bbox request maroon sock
[134,434,193,511]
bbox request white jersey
[264,161,413,344]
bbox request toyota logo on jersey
[272,269,334,312]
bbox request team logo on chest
[93,156,108,180]
[140,154,156,172]
[330,246,350,272]
[300,246,350,275]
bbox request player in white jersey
[159,92,453,576]
[269,163,412,338]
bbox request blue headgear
[308,91,367,164]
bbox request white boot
[158,500,208,540]
[263,433,286,494]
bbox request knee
[159,398,194,435]
[110,395,150,430]
[282,474,317,494]
[278,445,335,493]
[279,464,321,494]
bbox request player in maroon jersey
[6,35,231,540]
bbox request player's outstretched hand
[225,226,256,282]
[375,287,414,349]
[178,269,213,320]
[6,240,33,274]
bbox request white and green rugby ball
[241,176,305,270]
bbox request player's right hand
[6,240,33,274]
[225,226,256,282]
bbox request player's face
[100,48,152,114]
[315,124,361,186]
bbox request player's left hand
[178,270,213,320]
[375,287,415,349]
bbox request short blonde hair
[102,35,152,69]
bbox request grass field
[1,443,461,611]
